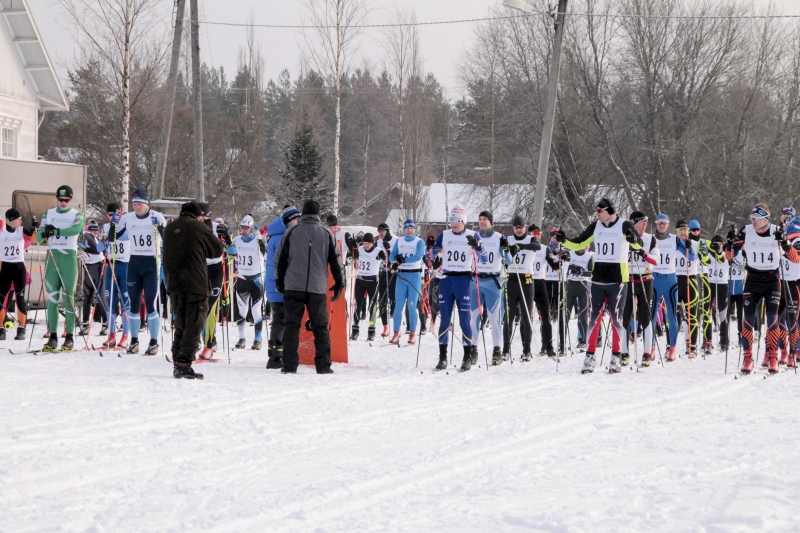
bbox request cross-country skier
[782,216,800,365]
[109,188,166,355]
[560,245,593,354]
[431,205,487,371]
[78,221,105,336]
[471,210,511,366]
[727,203,800,374]
[0,209,36,341]
[544,229,564,323]
[529,224,560,358]
[689,220,714,356]
[651,214,682,361]
[231,215,266,351]
[554,198,644,374]
[350,233,386,341]
[674,220,700,358]
[707,235,730,351]
[35,186,84,352]
[728,244,746,346]
[100,203,131,349]
[377,222,396,338]
[388,219,425,345]
[622,211,658,367]
[265,206,300,370]
[501,215,544,362]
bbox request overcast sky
[30,0,800,101]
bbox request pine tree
[276,112,330,214]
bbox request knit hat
[528,224,541,235]
[5,208,21,222]
[240,215,255,228]
[281,205,300,224]
[378,222,390,231]
[478,210,493,224]
[676,219,689,229]
[302,200,320,216]
[106,202,121,214]
[655,214,670,223]
[326,214,339,226]
[87,222,100,232]
[449,204,467,224]
[180,201,203,217]
[363,233,375,243]
[630,211,647,224]
[597,198,615,215]
[56,185,73,199]
[689,220,701,230]
[131,188,149,204]
[403,219,416,229]
[782,206,796,218]
[512,215,526,227]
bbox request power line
[199,11,800,30]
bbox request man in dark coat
[275,200,345,374]
[163,202,224,379]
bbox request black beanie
[363,233,375,243]
[528,224,541,234]
[302,200,320,216]
[180,201,203,217]
[378,222,390,231]
[5,208,21,221]
[512,215,526,227]
[479,210,493,224]
[629,211,647,223]
[199,203,210,216]
[597,198,616,215]
[327,214,338,226]
[676,219,689,229]
[106,202,121,213]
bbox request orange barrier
[298,270,349,366]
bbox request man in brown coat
[163,202,224,379]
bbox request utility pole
[531,0,568,227]
[154,0,187,200]
[190,0,204,202]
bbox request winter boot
[667,346,677,362]
[127,338,140,354]
[173,363,203,380]
[144,340,159,356]
[266,342,284,369]
[235,339,247,349]
[460,346,472,372]
[581,352,596,374]
[14,327,25,341]
[198,347,214,360]
[389,331,401,345]
[767,350,779,374]
[61,335,74,353]
[101,333,117,349]
[117,334,130,350]
[435,344,448,371]
[470,345,478,365]
[741,350,754,375]
[381,325,390,338]
[620,353,630,367]
[408,332,417,345]
[491,347,502,366]
[609,353,622,374]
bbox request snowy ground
[2,314,800,533]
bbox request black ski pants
[170,291,209,365]
[283,290,332,373]
[710,283,729,347]
[378,269,396,327]
[560,280,589,352]
[82,262,104,323]
[0,262,27,322]
[270,301,285,345]
[353,276,379,335]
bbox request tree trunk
[362,118,370,225]
[121,0,131,211]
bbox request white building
[0,0,68,160]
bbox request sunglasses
[513,225,525,229]
[750,215,765,222]
[448,217,463,224]
[656,221,669,225]
[57,198,71,203]
[690,228,701,232]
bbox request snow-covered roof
[1,0,69,111]
[385,183,536,229]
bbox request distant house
[0,0,69,160]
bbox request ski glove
[42,224,57,239]
[560,250,571,262]
[698,240,709,255]
[726,229,737,241]
[466,235,480,249]
[111,213,120,224]
[499,235,508,249]
[151,216,161,227]
[31,216,40,228]
[774,227,786,243]
[553,230,566,243]
[383,239,392,251]
[426,235,436,248]
[395,255,405,264]
[432,256,442,269]
[330,282,345,303]
[568,264,585,278]
[276,279,285,294]
[509,244,520,256]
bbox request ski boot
[741,350,754,375]
[576,341,587,351]
[101,333,117,349]
[198,347,214,360]
[389,331,401,345]
[435,344,448,371]
[666,346,677,362]
[761,354,769,368]
[367,330,376,342]
[99,324,109,336]
[41,333,59,353]
[767,350,779,374]
[0,328,5,341]
[14,327,25,341]
[419,325,427,336]
[491,347,502,366]
[787,353,797,369]
[235,339,247,349]
[144,340,159,356]
[581,352,596,374]
[210,337,218,353]
[609,353,622,373]
[641,352,652,367]
[61,335,74,353]
[381,325,390,338]
[117,334,130,350]
[127,338,140,354]
[78,322,89,336]
[686,345,697,360]
[546,349,557,358]
[620,353,630,367]
[703,341,713,357]
[521,352,533,362]
[408,332,417,345]
[252,340,262,351]
[780,348,790,366]
[460,346,472,372]
[349,329,359,341]
[173,363,203,380]
[470,345,478,365]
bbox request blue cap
[655,214,669,222]
[689,220,701,230]
[131,188,149,204]
[403,219,416,228]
